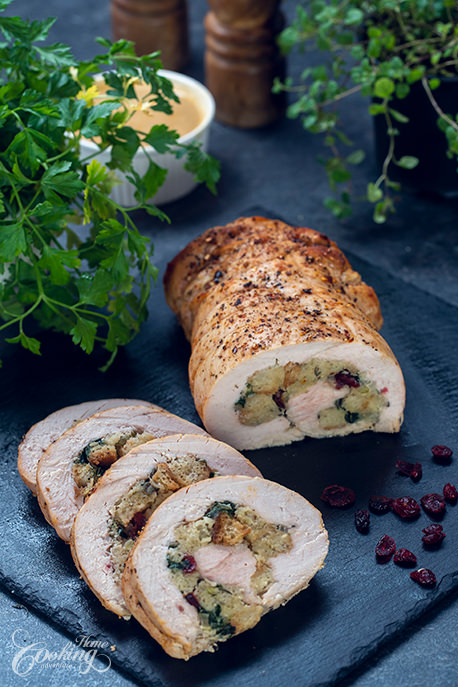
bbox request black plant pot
[373,78,458,197]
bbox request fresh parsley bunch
[0,0,220,368]
[276,0,458,222]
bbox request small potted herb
[0,1,219,368]
[275,0,458,222]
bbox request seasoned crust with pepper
[164,216,383,339]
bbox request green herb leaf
[0,223,27,261]
[367,183,383,203]
[5,332,41,356]
[396,156,419,169]
[70,316,98,355]
[183,142,221,194]
[346,149,365,165]
[144,124,179,153]
[374,77,395,99]
[205,501,237,519]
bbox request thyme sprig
[275,0,458,222]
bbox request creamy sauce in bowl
[93,79,206,139]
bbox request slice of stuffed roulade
[164,217,405,450]
[36,405,207,542]
[122,475,329,659]
[71,434,262,618]
[18,398,156,495]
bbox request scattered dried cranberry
[334,370,360,389]
[321,484,356,508]
[423,523,443,535]
[182,554,197,574]
[422,524,446,549]
[369,495,393,515]
[375,534,396,563]
[443,483,458,505]
[431,445,453,465]
[184,592,201,609]
[420,493,446,518]
[395,459,422,482]
[393,549,417,568]
[410,568,437,589]
[354,509,370,534]
[392,496,421,520]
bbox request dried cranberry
[182,554,197,574]
[395,460,422,482]
[420,493,446,518]
[375,534,396,563]
[124,511,147,538]
[392,496,421,520]
[422,523,446,549]
[354,509,370,534]
[410,569,437,589]
[334,370,360,389]
[321,484,356,508]
[272,389,286,410]
[431,445,453,465]
[393,548,417,568]
[443,483,458,505]
[184,592,201,609]
[423,523,444,535]
[369,495,393,515]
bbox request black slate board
[1,212,457,687]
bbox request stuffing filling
[167,500,293,645]
[108,456,214,579]
[72,429,156,497]
[235,358,387,430]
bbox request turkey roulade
[36,405,207,542]
[18,398,156,495]
[71,434,262,618]
[122,475,329,659]
[164,216,405,450]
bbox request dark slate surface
[1,242,458,687]
[1,1,458,686]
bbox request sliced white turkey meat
[36,404,207,542]
[122,475,329,659]
[70,434,262,618]
[18,398,157,494]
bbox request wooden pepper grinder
[204,0,286,128]
[111,0,189,71]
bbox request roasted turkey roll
[164,216,405,450]
[18,398,156,495]
[36,405,207,542]
[122,475,329,659]
[71,434,262,618]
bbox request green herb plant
[0,0,220,368]
[275,0,458,222]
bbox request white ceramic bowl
[79,70,215,206]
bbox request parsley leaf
[0,3,220,369]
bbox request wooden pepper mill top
[204,0,285,128]
[111,0,189,71]
[207,0,279,29]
